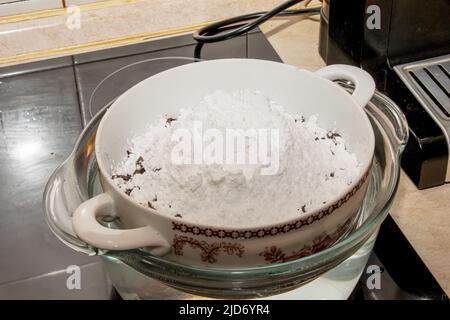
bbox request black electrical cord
[193,0,320,44]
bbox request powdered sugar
[111,90,360,228]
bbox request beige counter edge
[0,0,298,67]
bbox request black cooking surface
[0,30,446,300]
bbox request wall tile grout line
[71,55,86,127]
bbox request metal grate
[395,55,450,121]
[409,62,450,118]
[394,54,450,181]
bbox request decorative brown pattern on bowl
[259,218,352,264]
[171,169,370,240]
[172,235,245,263]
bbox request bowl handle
[72,193,170,254]
[315,64,375,108]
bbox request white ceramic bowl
[72,59,375,267]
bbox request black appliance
[319,0,450,189]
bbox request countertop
[258,15,450,296]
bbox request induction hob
[0,29,447,300]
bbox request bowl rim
[94,58,376,232]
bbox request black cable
[193,0,320,43]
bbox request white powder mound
[111,90,360,228]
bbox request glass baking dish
[43,59,408,299]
